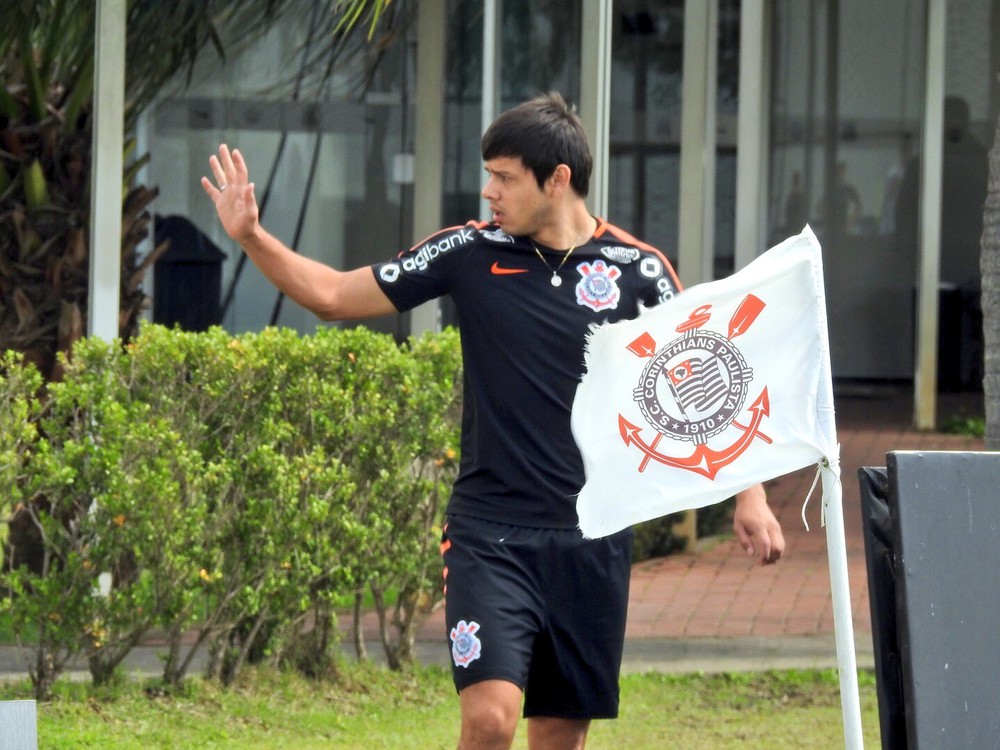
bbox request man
[202,92,783,750]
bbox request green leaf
[19,34,49,124]
[22,159,50,209]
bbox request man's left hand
[733,483,784,565]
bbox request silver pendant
[551,275,562,287]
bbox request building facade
[145,0,1000,419]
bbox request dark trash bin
[859,451,1000,749]
[153,215,226,331]
[858,466,906,748]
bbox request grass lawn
[1,663,881,748]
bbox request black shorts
[440,514,633,719]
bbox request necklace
[531,243,578,287]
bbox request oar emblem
[620,295,773,479]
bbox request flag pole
[808,223,864,748]
[822,466,865,749]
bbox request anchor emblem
[620,294,773,480]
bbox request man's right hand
[201,144,260,245]
[198,143,397,322]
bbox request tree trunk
[220,609,268,687]
[30,644,59,703]
[353,590,369,661]
[983,103,1000,450]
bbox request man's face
[481,155,551,237]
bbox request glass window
[769,0,926,380]
[769,0,995,388]
[608,0,739,271]
[147,10,414,337]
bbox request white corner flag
[573,227,836,535]
[572,226,864,749]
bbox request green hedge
[0,322,718,700]
[0,324,462,699]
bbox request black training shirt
[373,219,681,529]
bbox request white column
[914,0,946,428]
[88,0,127,340]
[479,0,502,222]
[734,0,771,270]
[409,0,447,336]
[678,0,719,286]
[580,0,613,218]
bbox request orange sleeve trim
[595,218,684,292]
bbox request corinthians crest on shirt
[574,259,621,311]
[620,294,772,480]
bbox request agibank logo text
[405,229,475,271]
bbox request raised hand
[201,144,259,244]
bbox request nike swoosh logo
[491,262,529,275]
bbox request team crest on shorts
[450,620,482,668]
[575,260,621,312]
[620,295,771,480]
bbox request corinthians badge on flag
[622,294,770,480]
[572,228,838,539]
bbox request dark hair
[481,92,593,198]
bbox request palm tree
[983,104,1000,450]
[0,0,394,380]
[1,0,398,580]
